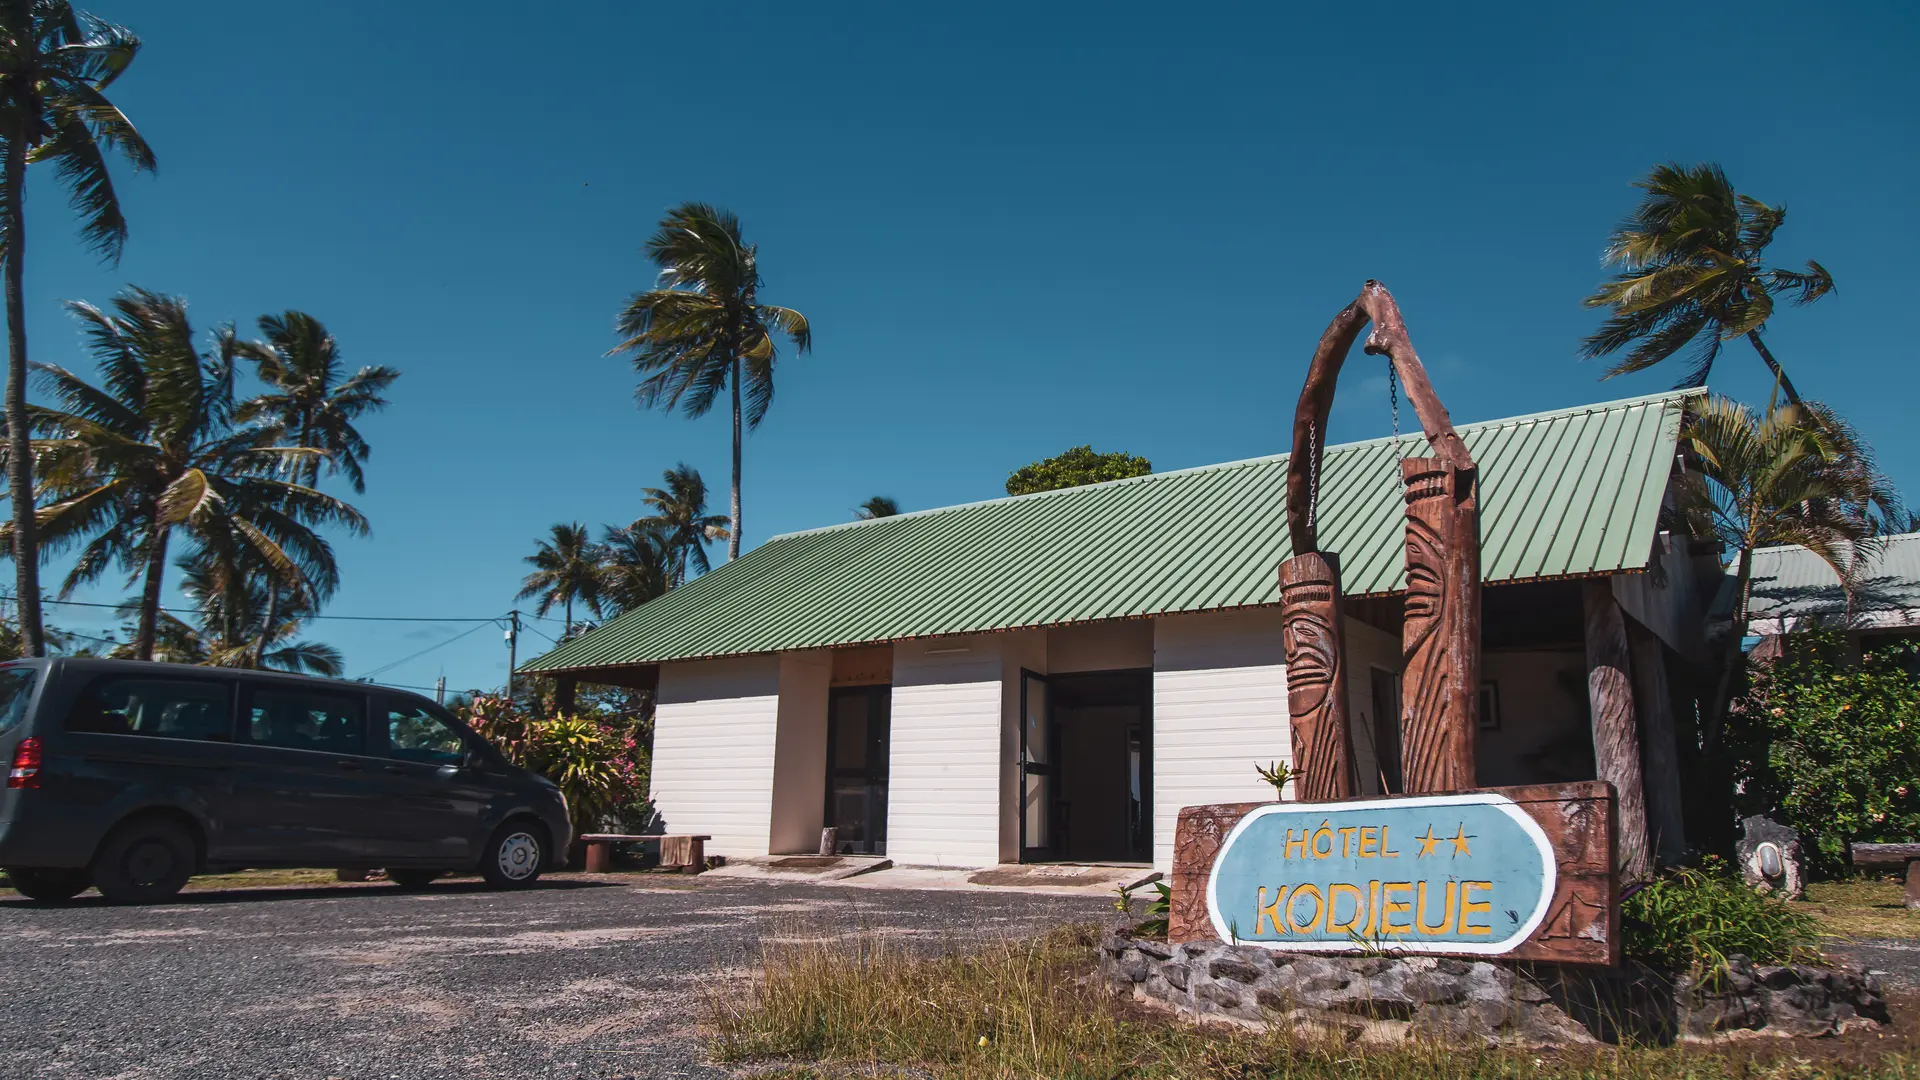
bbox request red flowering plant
[461,694,654,836]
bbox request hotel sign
[1171,782,1619,965]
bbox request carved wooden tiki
[1398,457,1480,792]
[1281,281,1481,800]
[1279,552,1357,799]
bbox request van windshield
[0,667,36,735]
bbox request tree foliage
[1583,162,1833,400]
[634,462,727,585]
[1732,628,1920,874]
[1005,446,1150,497]
[233,310,398,493]
[516,521,603,634]
[855,496,898,520]
[462,694,651,836]
[611,203,809,560]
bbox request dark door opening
[824,685,890,855]
[1021,669,1152,864]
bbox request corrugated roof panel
[1746,533,1920,622]
[524,389,1699,671]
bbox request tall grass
[710,924,1911,1080]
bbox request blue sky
[15,1,1918,692]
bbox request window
[0,667,35,735]
[246,687,366,754]
[66,678,232,741]
[386,702,469,765]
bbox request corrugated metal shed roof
[1747,533,1920,626]
[525,389,1697,672]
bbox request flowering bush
[1733,628,1920,873]
[462,695,652,835]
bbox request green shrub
[462,695,651,835]
[1622,857,1820,975]
[1733,628,1920,874]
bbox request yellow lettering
[1459,881,1493,936]
[1338,826,1356,857]
[1366,880,1383,936]
[1312,821,1335,858]
[1326,883,1366,935]
[1359,826,1379,857]
[1287,883,1324,934]
[1257,885,1288,936]
[1285,829,1307,860]
[1381,825,1400,857]
[1382,881,1413,935]
[1415,880,1457,935]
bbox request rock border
[1097,931,1887,1045]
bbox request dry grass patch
[1796,879,1920,942]
[710,922,1919,1080]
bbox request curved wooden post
[1282,281,1480,797]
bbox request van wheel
[385,869,443,890]
[479,821,545,889]
[4,867,91,902]
[91,820,195,905]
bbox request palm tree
[234,310,399,492]
[18,288,366,659]
[1676,394,1902,746]
[516,522,603,634]
[0,3,156,657]
[611,203,810,561]
[113,553,342,674]
[1582,163,1834,402]
[855,496,899,520]
[636,463,728,586]
[597,522,673,614]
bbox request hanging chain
[1387,356,1401,445]
[1306,419,1321,532]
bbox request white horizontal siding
[887,638,1004,867]
[1152,611,1291,871]
[651,656,780,858]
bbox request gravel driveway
[0,875,1113,1079]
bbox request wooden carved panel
[1399,457,1480,793]
[1280,552,1356,800]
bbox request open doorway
[1020,669,1152,864]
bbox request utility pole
[434,675,446,706]
[504,610,520,704]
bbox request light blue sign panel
[1205,792,1555,955]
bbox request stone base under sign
[1097,931,1888,1045]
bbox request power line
[354,620,499,681]
[0,594,510,623]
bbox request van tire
[4,867,91,902]
[91,819,196,905]
[478,820,546,889]
[385,869,442,890]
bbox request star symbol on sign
[1449,825,1472,857]
[1415,825,1441,857]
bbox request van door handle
[335,760,364,771]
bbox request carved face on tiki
[1402,472,1449,655]
[1281,576,1339,719]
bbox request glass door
[824,686,890,855]
[1019,670,1052,859]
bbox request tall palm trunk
[564,595,572,638]
[728,354,742,562]
[1702,543,1756,755]
[135,524,171,660]
[1745,331,1801,406]
[3,126,44,657]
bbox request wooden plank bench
[1851,843,1920,908]
[579,833,711,875]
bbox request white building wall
[651,655,781,858]
[1152,610,1291,871]
[888,635,1008,867]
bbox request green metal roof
[525,389,1698,672]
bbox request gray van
[0,658,572,904]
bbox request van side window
[386,702,469,765]
[65,678,232,741]
[0,667,36,735]
[246,688,367,755]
